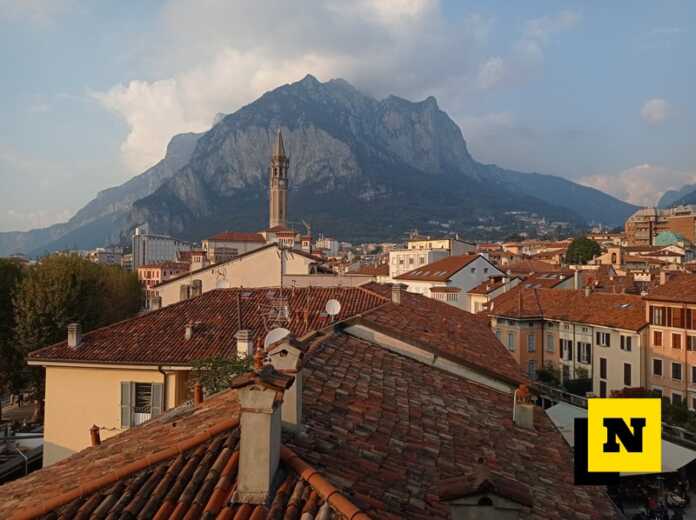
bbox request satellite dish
[325,299,341,319]
[264,327,290,348]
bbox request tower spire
[268,129,289,229]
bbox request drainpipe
[157,366,168,411]
[684,304,688,398]
[572,324,577,380]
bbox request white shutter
[120,381,132,428]
[151,383,164,417]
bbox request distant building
[625,205,696,246]
[131,227,192,270]
[86,246,123,266]
[202,232,266,263]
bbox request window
[495,329,501,341]
[576,342,591,364]
[624,363,632,386]
[545,334,554,353]
[672,392,682,406]
[409,257,414,265]
[470,267,476,274]
[484,268,489,274]
[692,365,696,384]
[653,331,663,347]
[620,335,633,352]
[650,306,666,326]
[527,360,536,379]
[672,362,683,381]
[560,339,573,361]
[673,333,682,350]
[596,332,611,347]
[688,336,696,351]
[600,380,607,397]
[653,358,663,377]
[527,334,536,352]
[507,332,515,351]
[120,381,164,428]
[599,357,607,379]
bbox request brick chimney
[513,385,534,430]
[267,336,305,431]
[67,323,82,348]
[230,356,294,504]
[235,329,254,358]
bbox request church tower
[269,129,289,229]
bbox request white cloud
[3,209,74,232]
[579,164,696,206]
[0,0,75,24]
[477,57,505,89]
[514,10,581,66]
[640,98,670,125]
[93,0,494,174]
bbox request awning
[545,401,696,476]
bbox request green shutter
[151,383,164,417]
[120,381,132,429]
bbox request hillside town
[1,130,696,519]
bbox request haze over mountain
[658,184,696,208]
[0,76,637,256]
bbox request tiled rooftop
[491,287,647,331]
[28,286,388,365]
[505,259,570,275]
[394,254,483,282]
[644,273,696,303]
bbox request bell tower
[269,129,289,229]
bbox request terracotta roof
[286,333,619,519]
[0,389,363,520]
[644,273,696,303]
[358,283,526,386]
[267,225,294,233]
[505,259,566,275]
[28,287,388,365]
[518,271,573,289]
[206,231,266,243]
[467,276,518,295]
[348,264,389,277]
[429,286,461,293]
[395,254,486,282]
[491,287,647,331]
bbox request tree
[0,259,24,420]
[13,255,143,414]
[189,356,252,396]
[565,237,601,265]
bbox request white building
[132,227,192,270]
[394,254,503,310]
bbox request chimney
[268,336,304,432]
[660,271,668,286]
[584,285,592,297]
[89,425,101,447]
[573,271,580,290]
[179,284,190,302]
[230,354,294,504]
[392,283,405,304]
[67,323,82,348]
[185,321,194,341]
[193,383,203,405]
[150,295,162,311]
[513,385,534,430]
[235,329,254,358]
[190,279,203,298]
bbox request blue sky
[0,0,694,231]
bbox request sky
[0,0,694,232]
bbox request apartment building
[644,274,696,408]
[131,226,192,270]
[490,287,647,392]
[201,231,267,263]
[625,205,696,245]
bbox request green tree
[0,259,24,419]
[190,356,252,396]
[565,237,602,265]
[13,255,143,411]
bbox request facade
[202,231,267,263]
[625,205,696,245]
[467,276,520,313]
[136,261,190,290]
[388,247,448,279]
[491,288,647,394]
[644,274,696,408]
[268,129,289,229]
[86,246,123,265]
[406,236,475,256]
[395,254,504,310]
[131,226,192,270]
[151,244,322,308]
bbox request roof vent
[67,322,82,348]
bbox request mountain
[658,184,696,208]
[1,75,637,255]
[0,132,200,256]
[127,75,636,242]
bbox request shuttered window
[120,381,164,429]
